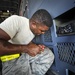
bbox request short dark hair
[30,9,53,27]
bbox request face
[31,22,49,35]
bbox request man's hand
[26,43,45,56]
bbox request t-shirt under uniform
[0,15,35,44]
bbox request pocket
[2,53,32,75]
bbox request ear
[31,21,37,28]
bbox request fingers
[38,45,45,52]
[38,45,45,49]
[27,44,45,57]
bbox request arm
[0,28,26,55]
[0,28,43,56]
